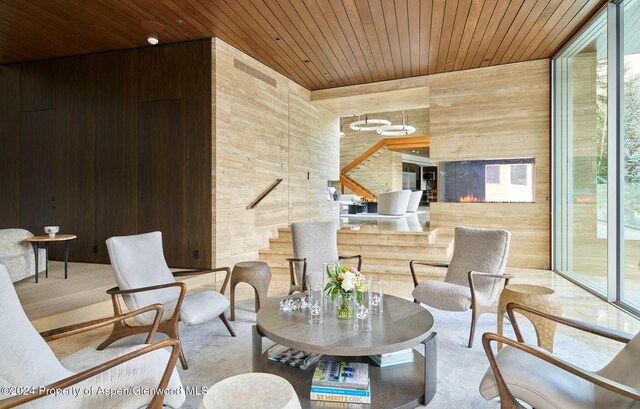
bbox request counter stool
[230,261,271,321]
[199,373,301,409]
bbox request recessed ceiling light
[303,59,310,63]
[176,18,186,25]
[274,37,281,41]
[147,36,159,45]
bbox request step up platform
[259,226,454,279]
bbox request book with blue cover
[312,361,370,390]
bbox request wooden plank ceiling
[0,0,605,90]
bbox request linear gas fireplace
[439,158,535,203]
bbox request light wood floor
[15,261,640,358]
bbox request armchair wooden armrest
[0,338,182,409]
[286,258,307,290]
[506,302,633,344]
[171,266,232,295]
[481,332,640,409]
[41,303,165,344]
[339,254,363,271]
[105,281,187,324]
[468,271,514,306]
[409,260,449,287]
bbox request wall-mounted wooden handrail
[341,136,429,175]
[247,179,283,209]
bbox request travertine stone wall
[429,59,551,268]
[213,39,339,266]
[340,108,429,194]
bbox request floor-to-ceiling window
[554,9,608,292]
[623,0,640,309]
[554,0,640,314]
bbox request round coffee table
[252,294,436,409]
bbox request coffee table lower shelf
[258,351,425,409]
[253,328,437,408]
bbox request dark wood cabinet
[20,110,58,235]
[2,39,212,268]
[94,51,139,263]
[138,99,186,265]
[54,56,97,261]
[0,65,22,228]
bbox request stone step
[264,263,446,278]
[275,228,440,246]
[261,240,450,258]
[258,251,449,272]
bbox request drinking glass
[371,277,384,315]
[353,279,372,332]
[307,280,324,325]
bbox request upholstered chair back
[0,265,72,395]
[596,331,640,406]
[445,226,511,304]
[106,232,179,317]
[291,222,339,287]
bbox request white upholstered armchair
[0,228,46,282]
[480,302,640,409]
[0,265,184,409]
[410,226,512,347]
[287,222,362,294]
[99,231,235,370]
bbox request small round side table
[497,284,562,353]
[199,373,301,409]
[24,234,77,283]
[230,261,271,321]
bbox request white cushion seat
[174,291,230,326]
[480,345,639,409]
[412,280,490,312]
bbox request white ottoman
[200,373,301,409]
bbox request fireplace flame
[459,195,481,203]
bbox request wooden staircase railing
[341,136,429,175]
[340,175,376,201]
[340,136,429,199]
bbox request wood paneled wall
[213,38,339,267]
[0,40,212,268]
[428,59,551,268]
[340,108,429,195]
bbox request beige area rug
[62,299,613,409]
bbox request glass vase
[337,292,354,320]
[354,279,372,332]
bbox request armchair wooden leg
[220,313,236,337]
[167,320,188,370]
[468,308,479,348]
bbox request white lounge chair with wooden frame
[480,302,640,409]
[99,231,235,370]
[410,226,512,347]
[286,222,362,294]
[0,265,184,409]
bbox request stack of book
[267,344,322,370]
[310,361,371,404]
[369,348,414,367]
